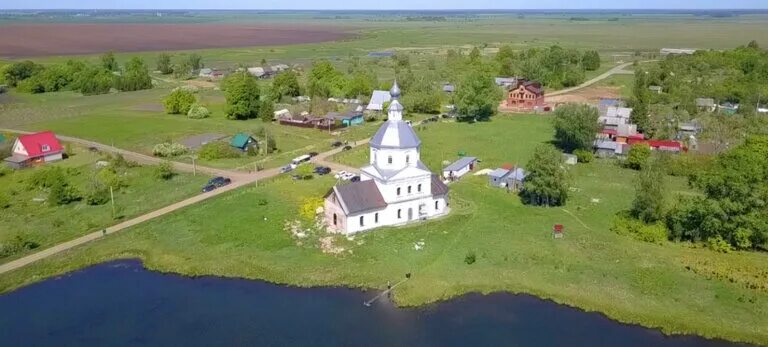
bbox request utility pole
[191,156,197,176]
[110,186,116,219]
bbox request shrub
[96,167,124,189]
[48,181,80,206]
[707,235,733,253]
[464,251,477,265]
[85,184,110,206]
[625,144,651,170]
[573,149,593,163]
[0,235,39,258]
[611,216,668,245]
[154,161,175,180]
[152,143,188,157]
[0,191,10,209]
[164,89,196,115]
[187,103,211,119]
[27,166,67,190]
[198,141,241,160]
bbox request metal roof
[332,180,388,215]
[443,156,478,172]
[431,175,449,196]
[370,119,421,149]
[488,168,510,178]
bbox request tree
[454,67,500,121]
[625,144,651,170]
[117,57,153,92]
[631,160,667,223]
[172,61,192,80]
[582,50,601,71]
[101,51,119,71]
[468,47,482,62]
[307,60,346,98]
[224,72,261,120]
[345,70,376,98]
[271,70,301,99]
[48,180,80,206]
[163,89,196,115]
[294,164,314,180]
[71,65,114,95]
[747,40,760,49]
[520,145,569,206]
[552,103,600,152]
[1,61,43,87]
[256,127,278,154]
[156,53,173,75]
[154,161,175,180]
[187,53,203,70]
[259,99,275,123]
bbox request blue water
[0,260,750,347]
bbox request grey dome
[370,120,421,149]
[390,80,401,99]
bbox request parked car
[331,141,343,148]
[314,166,331,175]
[342,145,353,151]
[280,165,293,174]
[350,175,361,182]
[334,170,348,179]
[339,172,356,181]
[308,151,319,158]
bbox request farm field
[0,143,210,262]
[1,116,766,345]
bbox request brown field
[0,24,352,58]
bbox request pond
[0,260,750,347]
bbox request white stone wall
[370,147,420,169]
[443,165,471,179]
[374,174,432,203]
[340,195,449,235]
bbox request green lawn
[1,116,766,345]
[0,144,210,262]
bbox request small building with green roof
[230,133,258,152]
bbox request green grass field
[0,144,209,262]
[1,116,766,344]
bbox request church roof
[370,120,421,149]
[362,161,431,181]
[431,175,449,196]
[331,180,387,215]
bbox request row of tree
[0,53,153,95]
[496,45,600,89]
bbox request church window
[417,184,422,192]
[388,155,393,164]
[397,187,401,196]
[407,186,412,194]
[406,155,410,163]
[435,201,439,210]
[359,216,364,226]
[375,213,379,223]
[397,209,402,219]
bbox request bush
[152,143,188,157]
[164,89,196,115]
[0,235,40,258]
[707,235,733,253]
[187,103,211,119]
[85,184,110,206]
[27,166,68,190]
[464,251,477,264]
[48,181,80,206]
[573,149,593,163]
[625,144,651,170]
[198,141,241,160]
[611,216,668,245]
[154,161,175,180]
[0,191,10,209]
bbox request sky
[1,0,767,10]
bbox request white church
[324,82,450,234]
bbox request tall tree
[582,50,601,71]
[631,160,667,223]
[454,67,500,121]
[224,72,261,120]
[552,103,600,152]
[156,53,173,75]
[271,70,301,100]
[187,53,203,70]
[116,57,153,92]
[307,60,346,98]
[100,51,119,71]
[520,145,569,206]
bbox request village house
[628,139,685,153]
[660,48,697,56]
[719,102,739,115]
[696,98,717,113]
[504,79,547,112]
[594,139,627,158]
[678,120,703,139]
[324,82,449,235]
[488,168,510,188]
[442,156,478,181]
[494,77,517,87]
[230,133,258,152]
[649,85,663,94]
[598,106,633,130]
[198,68,224,80]
[4,131,64,169]
[366,90,391,112]
[503,167,527,192]
[326,110,364,127]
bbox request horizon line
[2,8,768,11]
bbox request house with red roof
[4,131,64,169]
[504,79,549,112]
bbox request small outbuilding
[4,131,64,169]
[696,98,717,113]
[367,90,392,111]
[230,133,258,152]
[503,167,527,192]
[327,111,364,127]
[488,168,511,187]
[442,156,478,181]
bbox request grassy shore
[1,116,766,345]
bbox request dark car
[342,145,353,151]
[202,184,217,193]
[313,166,331,175]
[350,175,361,182]
[308,152,319,158]
[280,165,293,174]
[331,141,343,148]
[208,176,232,187]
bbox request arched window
[397,209,402,219]
[333,213,337,225]
[359,215,364,226]
[397,187,401,196]
[406,155,410,164]
[407,186,412,194]
[435,201,439,210]
[375,213,379,223]
[417,184,422,192]
[388,155,393,164]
